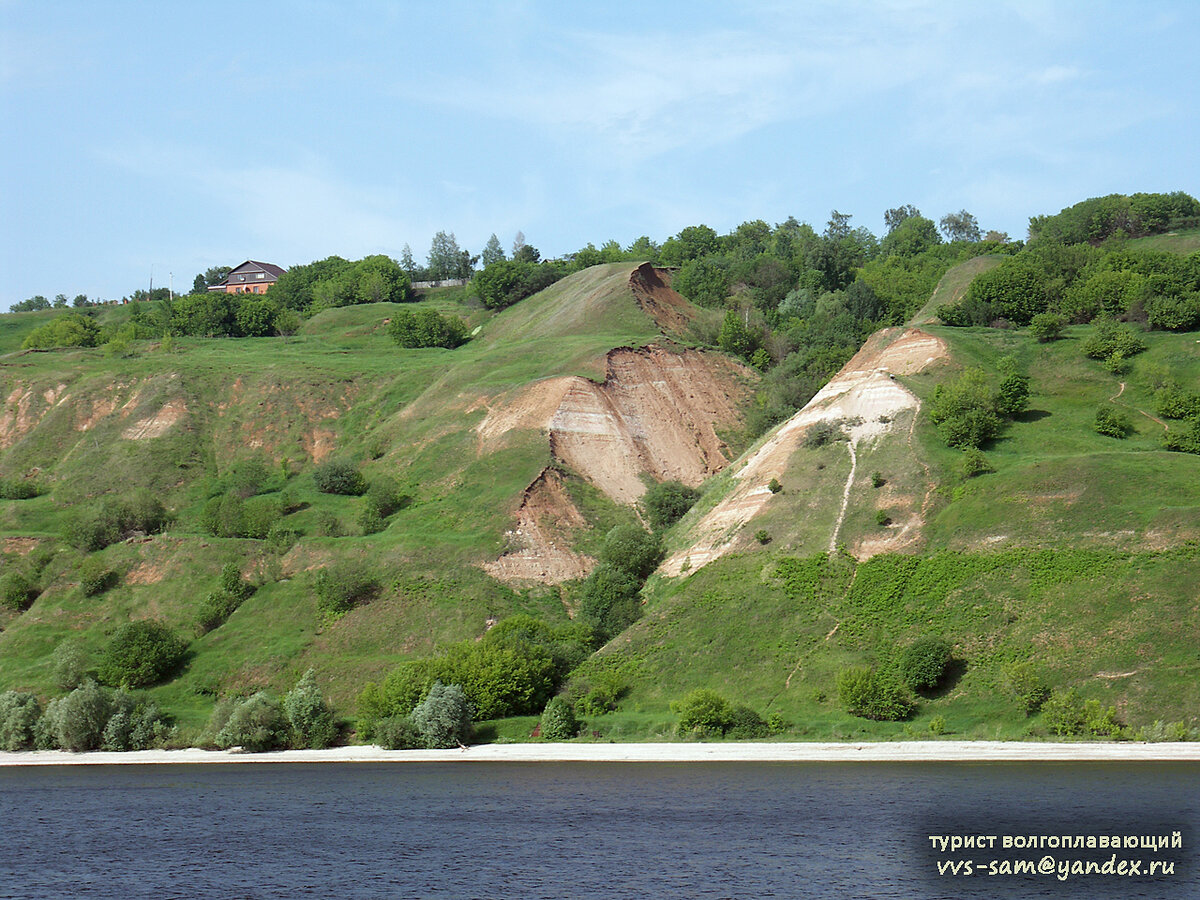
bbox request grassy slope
[0,264,659,732]
[576,256,1200,740]
[1128,227,1200,254]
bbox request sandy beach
[3,740,1200,766]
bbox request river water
[0,761,1196,898]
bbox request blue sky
[2,0,1197,304]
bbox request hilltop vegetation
[1,191,1198,749]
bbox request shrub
[0,478,41,500]
[358,507,386,535]
[837,667,915,721]
[1082,318,1146,363]
[1029,311,1066,342]
[804,420,839,448]
[994,373,1030,418]
[768,477,783,493]
[672,689,735,736]
[961,448,993,478]
[215,692,288,752]
[929,715,947,736]
[41,680,113,751]
[0,691,42,751]
[283,669,337,749]
[726,705,768,739]
[51,640,87,692]
[600,524,663,581]
[219,563,254,600]
[1093,406,1131,438]
[313,562,378,622]
[388,308,471,349]
[266,523,300,553]
[577,563,642,641]
[1040,688,1119,737]
[201,492,280,539]
[641,480,701,530]
[928,369,1003,449]
[571,673,626,716]
[1005,661,1050,715]
[363,476,407,519]
[374,715,423,750]
[195,590,244,635]
[871,472,885,488]
[79,558,118,597]
[765,711,787,734]
[899,638,952,692]
[21,312,102,349]
[0,572,37,611]
[64,492,169,551]
[313,459,366,496]
[314,509,344,537]
[874,510,891,527]
[101,694,173,751]
[411,682,474,748]
[96,620,188,689]
[754,529,771,545]
[539,696,579,741]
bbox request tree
[411,682,473,748]
[539,696,578,740]
[672,689,735,736]
[825,210,853,240]
[400,244,416,275]
[884,204,921,233]
[388,308,470,349]
[42,680,113,751]
[96,621,188,689]
[939,210,982,242]
[192,266,232,293]
[899,638,953,691]
[837,667,914,721]
[427,231,464,280]
[600,524,663,580]
[0,691,41,751]
[481,233,506,267]
[641,480,701,530]
[215,692,288,751]
[880,216,941,257]
[10,295,51,312]
[284,669,337,749]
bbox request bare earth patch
[121,398,187,440]
[662,328,949,576]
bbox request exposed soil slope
[483,467,595,584]
[661,328,948,575]
[628,263,697,337]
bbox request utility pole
[169,272,174,302]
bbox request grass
[1127,227,1200,254]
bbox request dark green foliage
[0,691,42,751]
[768,477,783,493]
[1082,319,1147,363]
[0,478,41,500]
[571,672,627,716]
[994,373,1030,418]
[374,715,423,749]
[871,472,885,488]
[1145,292,1200,331]
[96,620,188,689]
[196,564,255,634]
[388,308,471,349]
[1093,406,1132,438]
[358,506,385,535]
[220,563,254,600]
[21,312,103,349]
[578,564,642,641]
[283,669,337,749]
[9,295,51,312]
[64,491,169,552]
[1029,311,1066,342]
[600,524,663,581]
[79,558,118,597]
[266,523,301,553]
[1153,386,1200,420]
[1162,418,1200,455]
[718,309,757,360]
[948,261,1046,326]
[899,638,953,691]
[314,510,344,537]
[641,480,700,530]
[51,641,87,692]
[214,692,288,751]
[0,571,37,611]
[363,476,408,519]
[726,705,769,739]
[836,667,915,721]
[755,529,771,544]
[874,510,891,527]
[411,682,473,748]
[200,492,281,539]
[268,254,412,313]
[880,215,941,257]
[673,688,735,736]
[313,562,378,621]
[471,259,564,310]
[101,694,173,751]
[928,369,1004,449]
[673,257,732,307]
[40,680,112,751]
[539,696,578,741]
[803,420,839,448]
[313,459,366,496]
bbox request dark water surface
[1,761,1196,899]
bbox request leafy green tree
[883,204,921,233]
[939,210,981,242]
[899,638,953,691]
[1094,406,1131,438]
[471,259,563,310]
[411,682,473,748]
[234,298,280,337]
[1029,311,1066,342]
[42,680,113,751]
[283,668,337,749]
[928,369,1004,449]
[354,254,412,303]
[837,667,914,721]
[718,309,757,360]
[96,621,188,689]
[313,459,367,495]
[52,640,88,692]
[428,231,464,280]
[21,312,103,349]
[539,696,578,741]
[880,215,941,257]
[673,257,731,308]
[994,373,1030,418]
[481,233,506,267]
[9,295,51,312]
[0,691,42,751]
[374,715,423,749]
[215,692,288,751]
[601,524,663,580]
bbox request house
[209,260,287,294]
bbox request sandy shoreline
[3,740,1200,766]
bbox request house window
[256,272,265,279]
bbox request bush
[577,564,642,641]
[215,692,288,751]
[314,509,344,537]
[195,590,244,635]
[1040,688,1119,737]
[768,477,783,494]
[726,705,768,739]
[101,694,173,751]
[0,572,37,611]
[961,448,993,478]
[1029,311,1066,342]
[641,480,701,530]
[928,369,1004,450]
[871,472,885,488]
[283,669,337,749]
[1005,661,1050,715]
[363,476,408,519]
[672,689,735,736]
[41,680,113,751]
[266,523,301,553]
[539,696,579,741]
[754,529,771,544]
[388,308,471,349]
[899,638,952,691]
[21,312,103,349]
[0,691,42,751]
[837,667,915,721]
[874,510,891,527]
[0,478,41,500]
[1082,318,1146,363]
[1093,406,1131,438]
[313,562,378,622]
[79,558,118,597]
[1146,292,1200,331]
[471,259,564,310]
[571,673,626,716]
[374,715,423,750]
[64,492,169,551]
[804,420,839,448]
[51,640,88,692]
[600,524,663,581]
[411,682,474,748]
[313,459,366,496]
[200,492,280,539]
[358,506,385,535]
[96,620,188,689]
